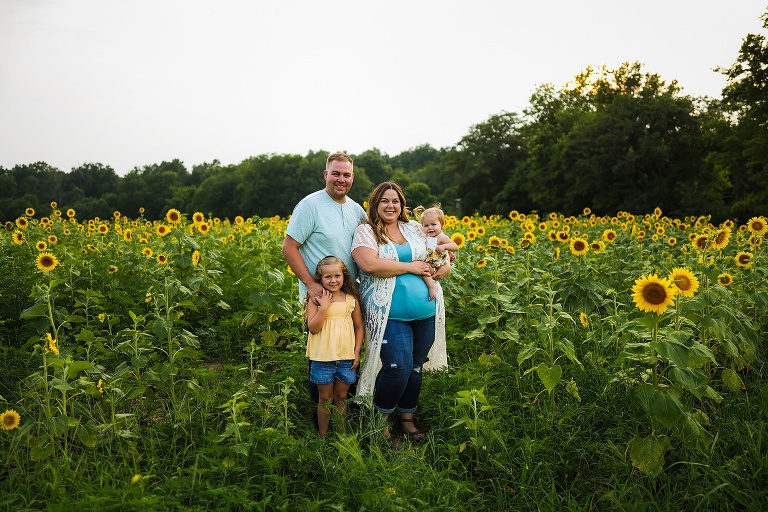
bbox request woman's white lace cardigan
[352,220,448,398]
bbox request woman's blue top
[388,242,436,321]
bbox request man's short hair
[326,152,353,168]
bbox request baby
[419,205,458,300]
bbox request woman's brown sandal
[400,419,427,441]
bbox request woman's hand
[409,260,434,277]
[433,259,451,280]
[353,246,430,278]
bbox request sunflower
[113,211,121,220]
[25,207,35,217]
[450,232,465,249]
[632,274,675,315]
[107,265,118,275]
[156,254,168,265]
[234,216,245,225]
[99,313,106,323]
[476,245,485,253]
[711,227,731,250]
[523,232,536,243]
[122,229,132,242]
[569,238,588,256]
[476,227,486,236]
[192,250,201,266]
[746,216,767,235]
[667,267,699,297]
[156,225,170,237]
[36,252,60,272]
[142,247,153,258]
[198,222,210,234]
[557,231,569,242]
[488,235,502,248]
[583,207,591,216]
[520,238,531,249]
[750,234,763,247]
[66,208,76,218]
[717,273,733,286]
[653,207,662,217]
[476,259,487,268]
[45,332,59,355]
[548,230,558,242]
[693,234,709,252]
[35,240,47,251]
[192,212,205,224]
[467,231,477,241]
[735,251,753,268]
[505,246,515,255]
[139,207,145,214]
[590,240,605,253]
[668,237,677,246]
[579,312,589,327]
[145,292,153,303]
[11,230,24,244]
[16,217,28,229]
[1,409,21,431]
[166,209,182,224]
[87,244,98,252]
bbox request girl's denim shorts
[309,359,357,386]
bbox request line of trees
[3,10,766,223]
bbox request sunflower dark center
[642,283,667,305]
[674,276,691,290]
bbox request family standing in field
[282,152,452,442]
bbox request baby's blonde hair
[415,203,445,227]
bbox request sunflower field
[1,204,767,511]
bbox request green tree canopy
[717,9,768,220]
[521,63,726,218]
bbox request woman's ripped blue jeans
[373,316,436,414]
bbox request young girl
[418,205,459,300]
[305,256,364,438]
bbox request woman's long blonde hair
[365,182,410,245]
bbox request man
[282,152,367,302]
[283,153,367,427]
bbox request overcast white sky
[1,1,766,175]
